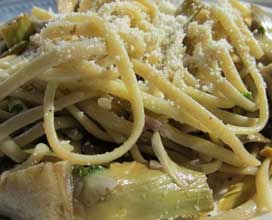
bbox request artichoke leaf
[251,4,272,59]
[218,176,255,211]
[76,162,213,220]
[0,162,74,220]
[0,14,35,49]
[239,133,270,144]
[0,41,28,58]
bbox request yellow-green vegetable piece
[0,41,28,58]
[218,176,255,211]
[77,162,213,220]
[251,4,272,59]
[1,14,35,48]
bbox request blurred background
[0,0,271,21]
[0,0,56,21]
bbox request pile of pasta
[0,0,271,218]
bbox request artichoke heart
[0,14,35,49]
[251,4,272,60]
[0,162,74,220]
[77,162,213,220]
[218,176,255,211]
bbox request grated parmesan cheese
[97,96,113,110]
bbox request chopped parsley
[8,98,27,114]
[258,26,265,35]
[242,91,253,100]
[73,165,105,177]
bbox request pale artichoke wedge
[251,4,272,63]
[0,14,35,49]
[218,176,255,211]
[76,162,213,220]
[0,161,213,220]
[0,162,74,220]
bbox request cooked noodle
[0,0,271,219]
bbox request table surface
[0,0,56,21]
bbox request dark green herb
[73,165,105,177]
[8,98,27,114]
[258,26,266,35]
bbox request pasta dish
[0,0,271,219]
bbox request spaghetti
[0,0,271,219]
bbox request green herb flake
[8,98,27,114]
[258,26,266,35]
[73,165,105,177]
[242,91,253,100]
